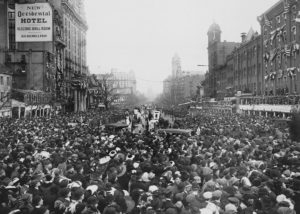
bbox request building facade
[0,64,12,117]
[163,76,172,95]
[163,73,204,105]
[232,30,262,96]
[207,23,240,98]
[0,0,88,116]
[181,74,205,101]
[163,53,205,104]
[206,23,263,99]
[62,0,88,112]
[92,70,137,106]
[172,54,182,78]
[258,0,300,95]
[205,1,300,99]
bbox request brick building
[206,23,263,99]
[207,23,240,98]
[232,29,262,95]
[258,0,300,95]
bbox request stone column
[83,91,87,111]
[80,91,83,112]
[81,91,84,111]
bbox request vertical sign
[15,3,53,42]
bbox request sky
[85,0,279,96]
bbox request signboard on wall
[15,3,53,42]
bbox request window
[0,92,4,102]
[6,77,10,86]
[276,16,281,24]
[277,33,281,42]
[292,26,296,34]
[283,31,287,42]
[277,54,281,67]
[282,11,287,20]
[263,27,268,37]
[291,26,297,41]
[292,5,297,19]
[0,76,3,85]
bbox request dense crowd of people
[0,108,299,214]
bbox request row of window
[8,11,15,50]
[24,94,52,104]
[233,48,259,63]
[64,16,86,63]
[263,27,297,48]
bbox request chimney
[241,32,246,43]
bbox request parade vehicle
[105,122,128,132]
[157,128,192,136]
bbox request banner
[15,3,53,42]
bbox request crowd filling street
[0,108,299,214]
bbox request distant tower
[207,22,222,69]
[172,54,182,77]
[207,22,221,45]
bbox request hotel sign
[15,3,53,42]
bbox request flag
[295,11,300,22]
[293,43,300,54]
[287,67,296,77]
[270,29,278,42]
[283,0,290,14]
[277,24,286,41]
[264,74,270,80]
[264,52,270,62]
[270,49,277,61]
[264,14,271,27]
[270,72,276,80]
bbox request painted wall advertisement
[15,3,53,42]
